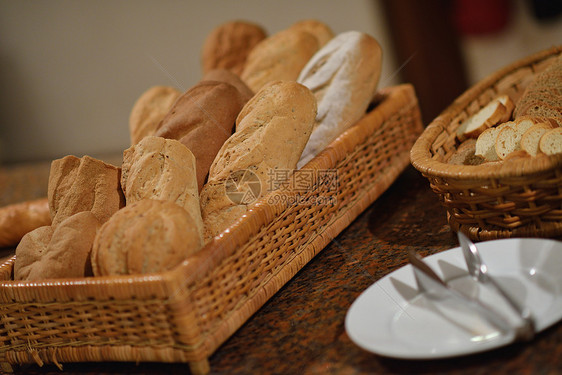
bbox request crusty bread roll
[202,69,255,103]
[289,19,334,47]
[240,27,319,93]
[296,31,382,168]
[91,199,202,276]
[200,80,317,241]
[48,155,124,227]
[0,197,51,248]
[515,54,562,126]
[14,211,101,280]
[121,136,203,238]
[154,80,248,192]
[129,86,181,145]
[201,20,267,76]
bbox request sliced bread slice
[495,118,535,160]
[461,99,508,139]
[521,122,555,156]
[496,94,515,123]
[539,127,562,155]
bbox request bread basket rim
[410,45,562,180]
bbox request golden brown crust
[202,69,255,103]
[154,81,247,192]
[14,211,101,280]
[289,19,334,47]
[0,197,51,248]
[200,80,317,241]
[240,28,319,93]
[48,155,125,227]
[91,199,202,276]
[121,136,203,237]
[201,20,267,76]
[129,86,181,145]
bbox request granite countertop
[2,160,562,375]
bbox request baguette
[48,155,124,227]
[121,136,203,238]
[129,86,181,145]
[0,197,50,248]
[200,81,317,241]
[154,80,248,191]
[240,27,319,93]
[296,31,382,168]
[495,118,535,160]
[201,20,267,76]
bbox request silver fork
[457,232,535,341]
[408,250,514,336]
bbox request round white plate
[345,238,562,359]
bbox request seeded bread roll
[515,54,562,126]
[201,20,267,76]
[14,211,101,280]
[240,27,319,93]
[129,86,181,145]
[154,80,248,192]
[48,155,124,227]
[200,80,317,241]
[121,136,203,238]
[296,31,382,168]
[0,198,51,248]
[91,199,202,276]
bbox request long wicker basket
[0,84,422,374]
[411,46,562,241]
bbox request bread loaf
[154,80,247,191]
[289,19,334,47]
[91,199,202,276]
[201,20,267,76]
[202,69,254,103]
[14,211,101,280]
[129,86,181,145]
[0,197,50,248]
[515,54,562,126]
[240,27,319,93]
[121,136,203,238]
[200,80,317,241]
[296,31,382,168]
[48,155,124,227]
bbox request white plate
[345,238,562,359]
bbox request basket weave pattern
[0,84,422,374]
[411,46,562,241]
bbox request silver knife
[408,250,514,336]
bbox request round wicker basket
[411,46,562,241]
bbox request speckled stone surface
[3,162,562,375]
